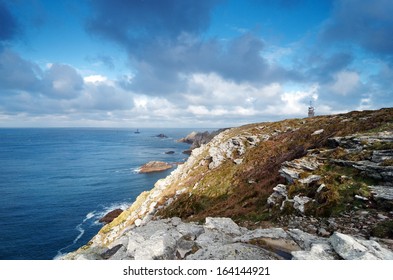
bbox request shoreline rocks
[63,217,393,260]
[99,209,123,224]
[139,161,172,173]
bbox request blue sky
[0,0,392,127]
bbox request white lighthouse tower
[308,101,315,118]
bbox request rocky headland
[139,161,173,173]
[63,108,393,260]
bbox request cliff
[63,108,393,260]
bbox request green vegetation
[92,108,393,246]
[372,221,393,238]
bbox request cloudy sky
[0,0,392,128]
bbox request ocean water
[0,128,195,260]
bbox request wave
[92,202,131,225]
[54,211,96,259]
[54,201,132,258]
[132,167,141,174]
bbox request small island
[139,161,173,173]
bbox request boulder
[267,184,288,207]
[279,166,300,183]
[287,229,328,250]
[311,129,324,135]
[235,228,289,242]
[99,209,123,224]
[329,232,372,260]
[186,243,281,260]
[299,175,321,185]
[204,217,242,236]
[369,185,393,200]
[292,243,336,260]
[139,161,172,173]
[293,195,311,213]
[134,230,177,260]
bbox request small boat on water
[134,129,140,134]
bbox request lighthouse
[308,101,315,118]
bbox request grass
[371,221,393,238]
[93,108,393,245]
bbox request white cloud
[185,73,281,107]
[358,97,372,110]
[329,70,360,95]
[84,75,108,84]
[264,84,320,116]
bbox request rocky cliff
[63,108,393,260]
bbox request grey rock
[377,213,388,220]
[235,228,289,242]
[134,218,142,227]
[311,129,324,135]
[279,167,300,183]
[317,184,326,193]
[369,185,393,200]
[134,230,177,260]
[299,175,321,185]
[356,239,393,260]
[267,184,288,206]
[292,243,336,260]
[196,229,233,248]
[329,232,377,260]
[176,236,197,259]
[318,228,330,237]
[284,157,321,171]
[204,217,242,236]
[109,245,131,260]
[126,231,146,256]
[101,244,123,260]
[293,195,311,213]
[186,243,281,260]
[372,150,393,163]
[288,229,328,250]
[176,222,204,238]
[134,219,172,239]
[354,195,369,201]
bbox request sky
[0,0,392,128]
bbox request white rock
[357,239,393,260]
[279,167,300,183]
[126,231,146,256]
[204,217,242,236]
[134,230,177,260]
[267,184,288,206]
[186,243,280,260]
[311,129,324,135]
[329,232,380,260]
[288,229,328,250]
[369,185,393,200]
[317,184,325,193]
[235,228,289,242]
[292,243,336,260]
[293,196,311,213]
[134,218,142,227]
[354,195,368,201]
[377,213,388,220]
[196,229,233,248]
[299,175,321,185]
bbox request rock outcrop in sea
[139,161,173,173]
[63,108,393,260]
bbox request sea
[0,127,200,260]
